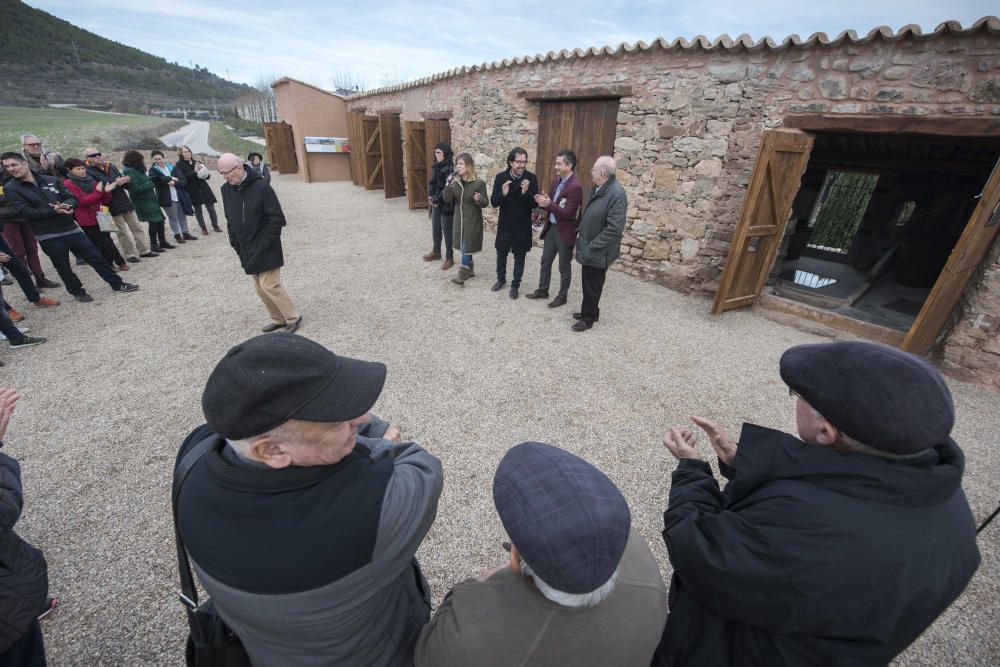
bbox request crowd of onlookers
[0,133,269,366]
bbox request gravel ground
[2,175,997,665]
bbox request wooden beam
[808,151,994,175]
[782,114,1000,138]
[421,111,453,120]
[519,85,633,101]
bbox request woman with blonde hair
[442,153,488,286]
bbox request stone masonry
[347,18,1000,390]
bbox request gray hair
[20,134,39,145]
[224,421,300,456]
[805,404,928,460]
[519,557,619,608]
[594,155,616,177]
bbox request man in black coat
[489,147,538,299]
[656,341,980,666]
[218,153,301,334]
[84,147,153,261]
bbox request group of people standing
[423,144,626,331]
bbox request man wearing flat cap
[655,341,980,666]
[415,441,668,666]
[174,333,443,666]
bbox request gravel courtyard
[3,174,998,665]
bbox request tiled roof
[348,15,999,100]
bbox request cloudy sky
[29,0,997,89]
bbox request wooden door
[347,111,365,186]
[262,121,297,174]
[379,112,405,199]
[535,99,619,196]
[902,158,1000,353]
[711,129,814,314]
[362,116,383,190]
[424,119,451,177]
[405,121,428,209]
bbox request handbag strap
[172,434,219,644]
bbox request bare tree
[233,72,279,124]
[330,69,368,94]
[376,68,412,88]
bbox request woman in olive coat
[443,153,488,286]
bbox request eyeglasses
[23,142,41,147]
[512,159,527,164]
[86,153,101,158]
[219,166,240,175]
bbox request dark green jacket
[122,166,164,223]
[575,177,627,269]
[443,178,488,255]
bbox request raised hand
[663,427,701,461]
[501,180,512,196]
[691,416,738,466]
[520,179,529,194]
[0,388,21,442]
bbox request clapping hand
[473,192,482,203]
[384,425,402,442]
[520,179,529,194]
[0,388,20,442]
[0,252,10,263]
[663,427,700,461]
[691,416,738,466]
[501,180,512,196]
[534,193,550,207]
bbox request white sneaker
[0,325,29,341]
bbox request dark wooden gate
[347,111,366,186]
[361,116,383,190]
[379,112,405,199]
[424,119,452,178]
[535,99,618,196]
[262,121,297,174]
[405,121,428,209]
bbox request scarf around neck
[68,172,97,193]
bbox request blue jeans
[0,290,25,344]
[0,234,41,303]
[38,231,122,296]
[431,207,454,260]
[460,240,472,269]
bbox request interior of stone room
[768,131,1000,332]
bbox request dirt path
[2,175,996,665]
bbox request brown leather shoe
[423,251,441,261]
[33,296,60,308]
[441,258,454,270]
[547,295,567,308]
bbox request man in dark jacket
[0,387,49,667]
[527,150,582,308]
[176,333,443,666]
[572,156,626,332]
[656,341,981,666]
[218,152,301,333]
[489,147,538,299]
[1,171,60,290]
[1,153,138,302]
[84,147,154,261]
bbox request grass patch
[0,106,183,157]
[208,122,269,162]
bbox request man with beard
[489,148,538,299]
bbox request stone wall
[348,19,1000,389]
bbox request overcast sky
[28,0,998,89]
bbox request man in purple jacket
[526,150,583,308]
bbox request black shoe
[74,292,94,303]
[182,233,198,241]
[160,242,175,249]
[571,319,592,332]
[261,322,285,333]
[525,289,549,300]
[285,317,302,334]
[174,234,185,244]
[213,226,223,233]
[10,335,47,349]
[572,312,600,322]
[35,277,61,289]
[510,286,519,300]
[112,282,139,293]
[547,295,567,308]
[491,280,506,292]
[126,256,140,263]
[140,252,159,258]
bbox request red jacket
[64,180,112,228]
[539,171,583,247]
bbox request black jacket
[148,165,187,209]
[428,160,454,215]
[221,166,285,275]
[86,163,134,215]
[174,158,217,206]
[655,424,980,666]
[3,174,79,237]
[0,451,48,653]
[490,169,538,253]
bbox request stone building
[284,17,1000,391]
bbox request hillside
[0,0,252,112]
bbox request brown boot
[441,258,454,270]
[423,251,441,261]
[451,266,471,285]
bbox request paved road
[160,119,218,156]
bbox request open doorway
[771,132,1000,332]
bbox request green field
[208,122,269,163]
[0,106,181,158]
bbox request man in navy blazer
[526,150,583,308]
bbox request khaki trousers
[113,210,149,257]
[251,267,300,325]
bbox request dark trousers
[82,225,125,267]
[38,232,123,296]
[431,208,454,259]
[0,289,26,344]
[580,264,608,324]
[147,219,168,249]
[193,203,218,231]
[0,619,46,667]
[0,221,47,280]
[0,234,40,304]
[537,229,573,298]
[496,248,527,288]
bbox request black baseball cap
[202,333,387,439]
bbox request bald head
[218,153,245,185]
[84,146,104,165]
[592,156,616,186]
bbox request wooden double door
[403,119,452,210]
[262,121,297,174]
[346,111,406,198]
[536,99,619,196]
[712,127,1000,354]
